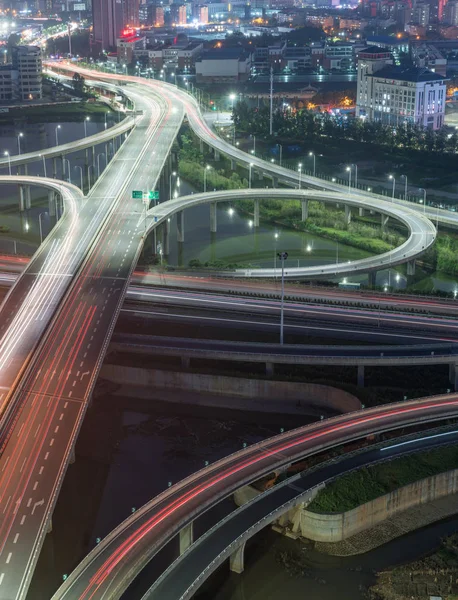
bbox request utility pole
[67,23,72,57]
[278,251,288,344]
[269,66,273,136]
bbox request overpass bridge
[0,64,451,600]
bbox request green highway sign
[148,190,159,200]
[132,190,143,199]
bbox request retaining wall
[100,365,361,415]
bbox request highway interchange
[0,64,457,599]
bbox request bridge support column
[345,204,351,225]
[181,356,190,369]
[24,186,31,209]
[368,271,376,288]
[48,190,56,217]
[449,363,458,391]
[229,541,246,574]
[301,199,308,221]
[177,210,184,243]
[163,219,170,255]
[105,143,109,162]
[92,146,96,169]
[61,154,66,177]
[230,159,235,170]
[381,214,389,231]
[272,176,278,188]
[359,207,364,217]
[214,149,220,161]
[266,362,274,377]
[199,139,204,153]
[19,185,26,211]
[254,199,260,227]
[357,365,365,388]
[52,157,57,178]
[210,202,217,233]
[179,522,194,555]
[407,260,416,276]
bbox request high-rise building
[412,1,430,25]
[444,0,458,23]
[92,0,139,51]
[11,45,42,100]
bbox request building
[195,47,252,82]
[0,46,42,103]
[139,3,165,26]
[137,40,203,71]
[117,33,146,64]
[411,2,430,25]
[170,3,187,24]
[411,43,447,76]
[366,35,410,64]
[92,0,139,51]
[356,46,446,129]
[443,0,458,24]
[12,46,42,101]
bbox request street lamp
[229,93,236,112]
[74,165,83,190]
[4,151,11,175]
[249,162,253,189]
[388,174,395,202]
[17,132,23,155]
[169,170,177,200]
[203,165,211,193]
[346,165,351,191]
[97,152,105,178]
[298,163,302,189]
[419,187,426,214]
[400,174,408,201]
[274,232,279,273]
[38,211,47,244]
[55,125,61,146]
[278,251,288,344]
[84,116,90,137]
[309,151,316,177]
[351,163,358,189]
[39,153,47,177]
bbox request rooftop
[371,65,447,82]
[367,35,409,46]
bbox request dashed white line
[33,481,38,491]
[59,413,64,421]
[20,515,26,525]
[39,467,44,475]
[5,553,12,565]
[44,452,49,460]
[49,438,54,447]
[13,534,19,544]
[54,426,59,434]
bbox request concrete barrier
[291,468,458,543]
[100,365,361,415]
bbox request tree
[72,72,85,94]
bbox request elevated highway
[52,393,458,600]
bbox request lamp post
[39,154,47,177]
[249,162,253,189]
[309,151,316,177]
[229,93,236,113]
[97,152,105,178]
[346,165,351,191]
[278,251,288,345]
[55,125,61,146]
[389,174,395,202]
[203,165,211,193]
[84,116,90,137]
[274,232,279,274]
[400,174,408,201]
[419,187,426,214]
[169,170,176,200]
[74,165,83,190]
[298,163,302,189]
[351,163,358,188]
[38,211,47,244]
[4,151,11,175]
[17,133,24,155]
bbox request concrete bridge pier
[449,363,458,391]
[163,219,170,255]
[407,260,416,276]
[179,522,194,554]
[229,541,246,574]
[18,185,26,211]
[23,164,32,208]
[92,146,96,169]
[48,190,56,217]
[230,159,236,170]
[177,210,185,242]
[357,365,365,387]
[52,157,57,179]
[181,356,190,369]
[345,205,351,225]
[381,214,389,231]
[214,149,220,161]
[368,271,377,288]
[254,199,260,227]
[301,199,309,221]
[105,143,109,162]
[266,362,274,377]
[210,202,217,233]
[272,175,278,188]
[61,154,66,178]
[359,207,364,217]
[199,139,204,153]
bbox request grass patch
[308,445,458,513]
